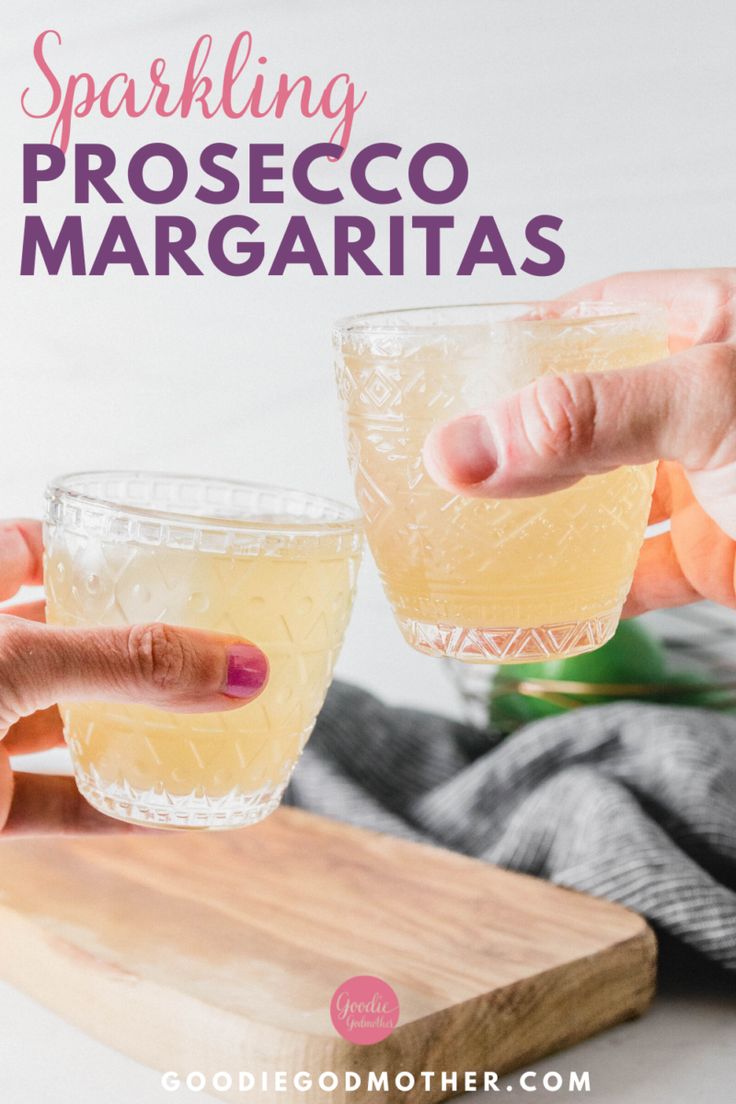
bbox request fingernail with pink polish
[225,644,269,700]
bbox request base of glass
[75,767,285,830]
[397,609,621,664]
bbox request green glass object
[488,619,723,732]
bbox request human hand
[424,268,736,615]
[0,520,268,834]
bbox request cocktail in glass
[334,302,667,663]
[44,473,363,829]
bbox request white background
[1,1,735,1102]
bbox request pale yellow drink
[44,475,362,829]
[335,303,667,663]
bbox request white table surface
[0,962,733,1103]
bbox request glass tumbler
[44,472,363,829]
[334,302,667,664]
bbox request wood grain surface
[0,808,656,1103]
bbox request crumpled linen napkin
[287,682,736,972]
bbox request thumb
[0,618,269,728]
[424,342,736,500]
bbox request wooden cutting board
[0,808,655,1103]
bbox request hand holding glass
[335,303,667,663]
[44,473,362,829]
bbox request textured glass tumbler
[335,302,668,664]
[44,473,363,829]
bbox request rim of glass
[334,299,667,337]
[46,471,362,534]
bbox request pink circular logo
[330,975,400,1045]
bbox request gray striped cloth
[287,684,736,972]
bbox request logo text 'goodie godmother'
[330,976,399,1045]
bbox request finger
[0,745,11,828]
[0,619,269,727]
[4,706,64,755]
[625,465,736,612]
[0,520,44,601]
[0,599,46,622]
[622,531,699,617]
[647,462,674,526]
[668,472,736,607]
[423,343,736,513]
[566,268,735,349]
[3,772,145,835]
